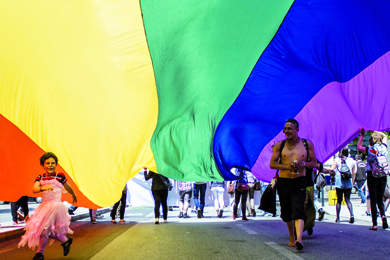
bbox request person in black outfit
[143,167,169,224]
[11,196,29,224]
[357,128,388,230]
[110,184,128,224]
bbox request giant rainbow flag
[1,0,390,207]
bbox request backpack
[158,174,173,191]
[355,160,366,181]
[372,145,390,178]
[339,158,352,181]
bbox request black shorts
[179,190,192,203]
[277,177,306,222]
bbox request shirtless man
[270,119,317,250]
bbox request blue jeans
[356,179,366,204]
[193,183,207,213]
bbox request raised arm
[144,168,155,180]
[357,127,367,153]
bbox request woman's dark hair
[340,148,349,157]
[40,152,58,166]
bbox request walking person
[110,184,128,224]
[18,152,77,260]
[210,181,225,218]
[357,128,389,230]
[246,172,257,217]
[227,181,235,213]
[144,167,169,224]
[231,167,250,221]
[178,181,192,218]
[330,148,357,224]
[355,154,367,206]
[193,181,207,218]
[89,209,97,224]
[11,196,29,224]
[270,119,317,251]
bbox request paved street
[1,192,390,260]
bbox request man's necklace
[287,140,298,149]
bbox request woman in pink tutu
[19,152,77,260]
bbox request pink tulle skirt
[18,201,73,250]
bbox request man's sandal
[295,241,304,250]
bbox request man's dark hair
[40,152,58,166]
[286,118,299,129]
[340,148,349,157]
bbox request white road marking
[265,242,304,260]
[125,213,143,216]
[145,212,154,218]
[236,224,257,234]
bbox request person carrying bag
[231,167,250,221]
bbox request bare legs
[286,219,304,247]
[179,200,189,214]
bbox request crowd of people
[7,120,390,259]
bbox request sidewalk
[0,207,110,242]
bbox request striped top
[35,172,67,184]
[178,181,193,191]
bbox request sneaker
[111,220,117,224]
[307,227,313,236]
[197,209,202,218]
[119,220,127,224]
[242,217,249,221]
[366,211,371,216]
[13,220,18,225]
[349,216,354,224]
[61,237,73,256]
[251,209,256,217]
[318,209,325,221]
[183,213,189,218]
[33,252,44,260]
[17,211,25,221]
[232,214,236,220]
[91,220,97,224]
[178,212,183,218]
[218,210,223,218]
